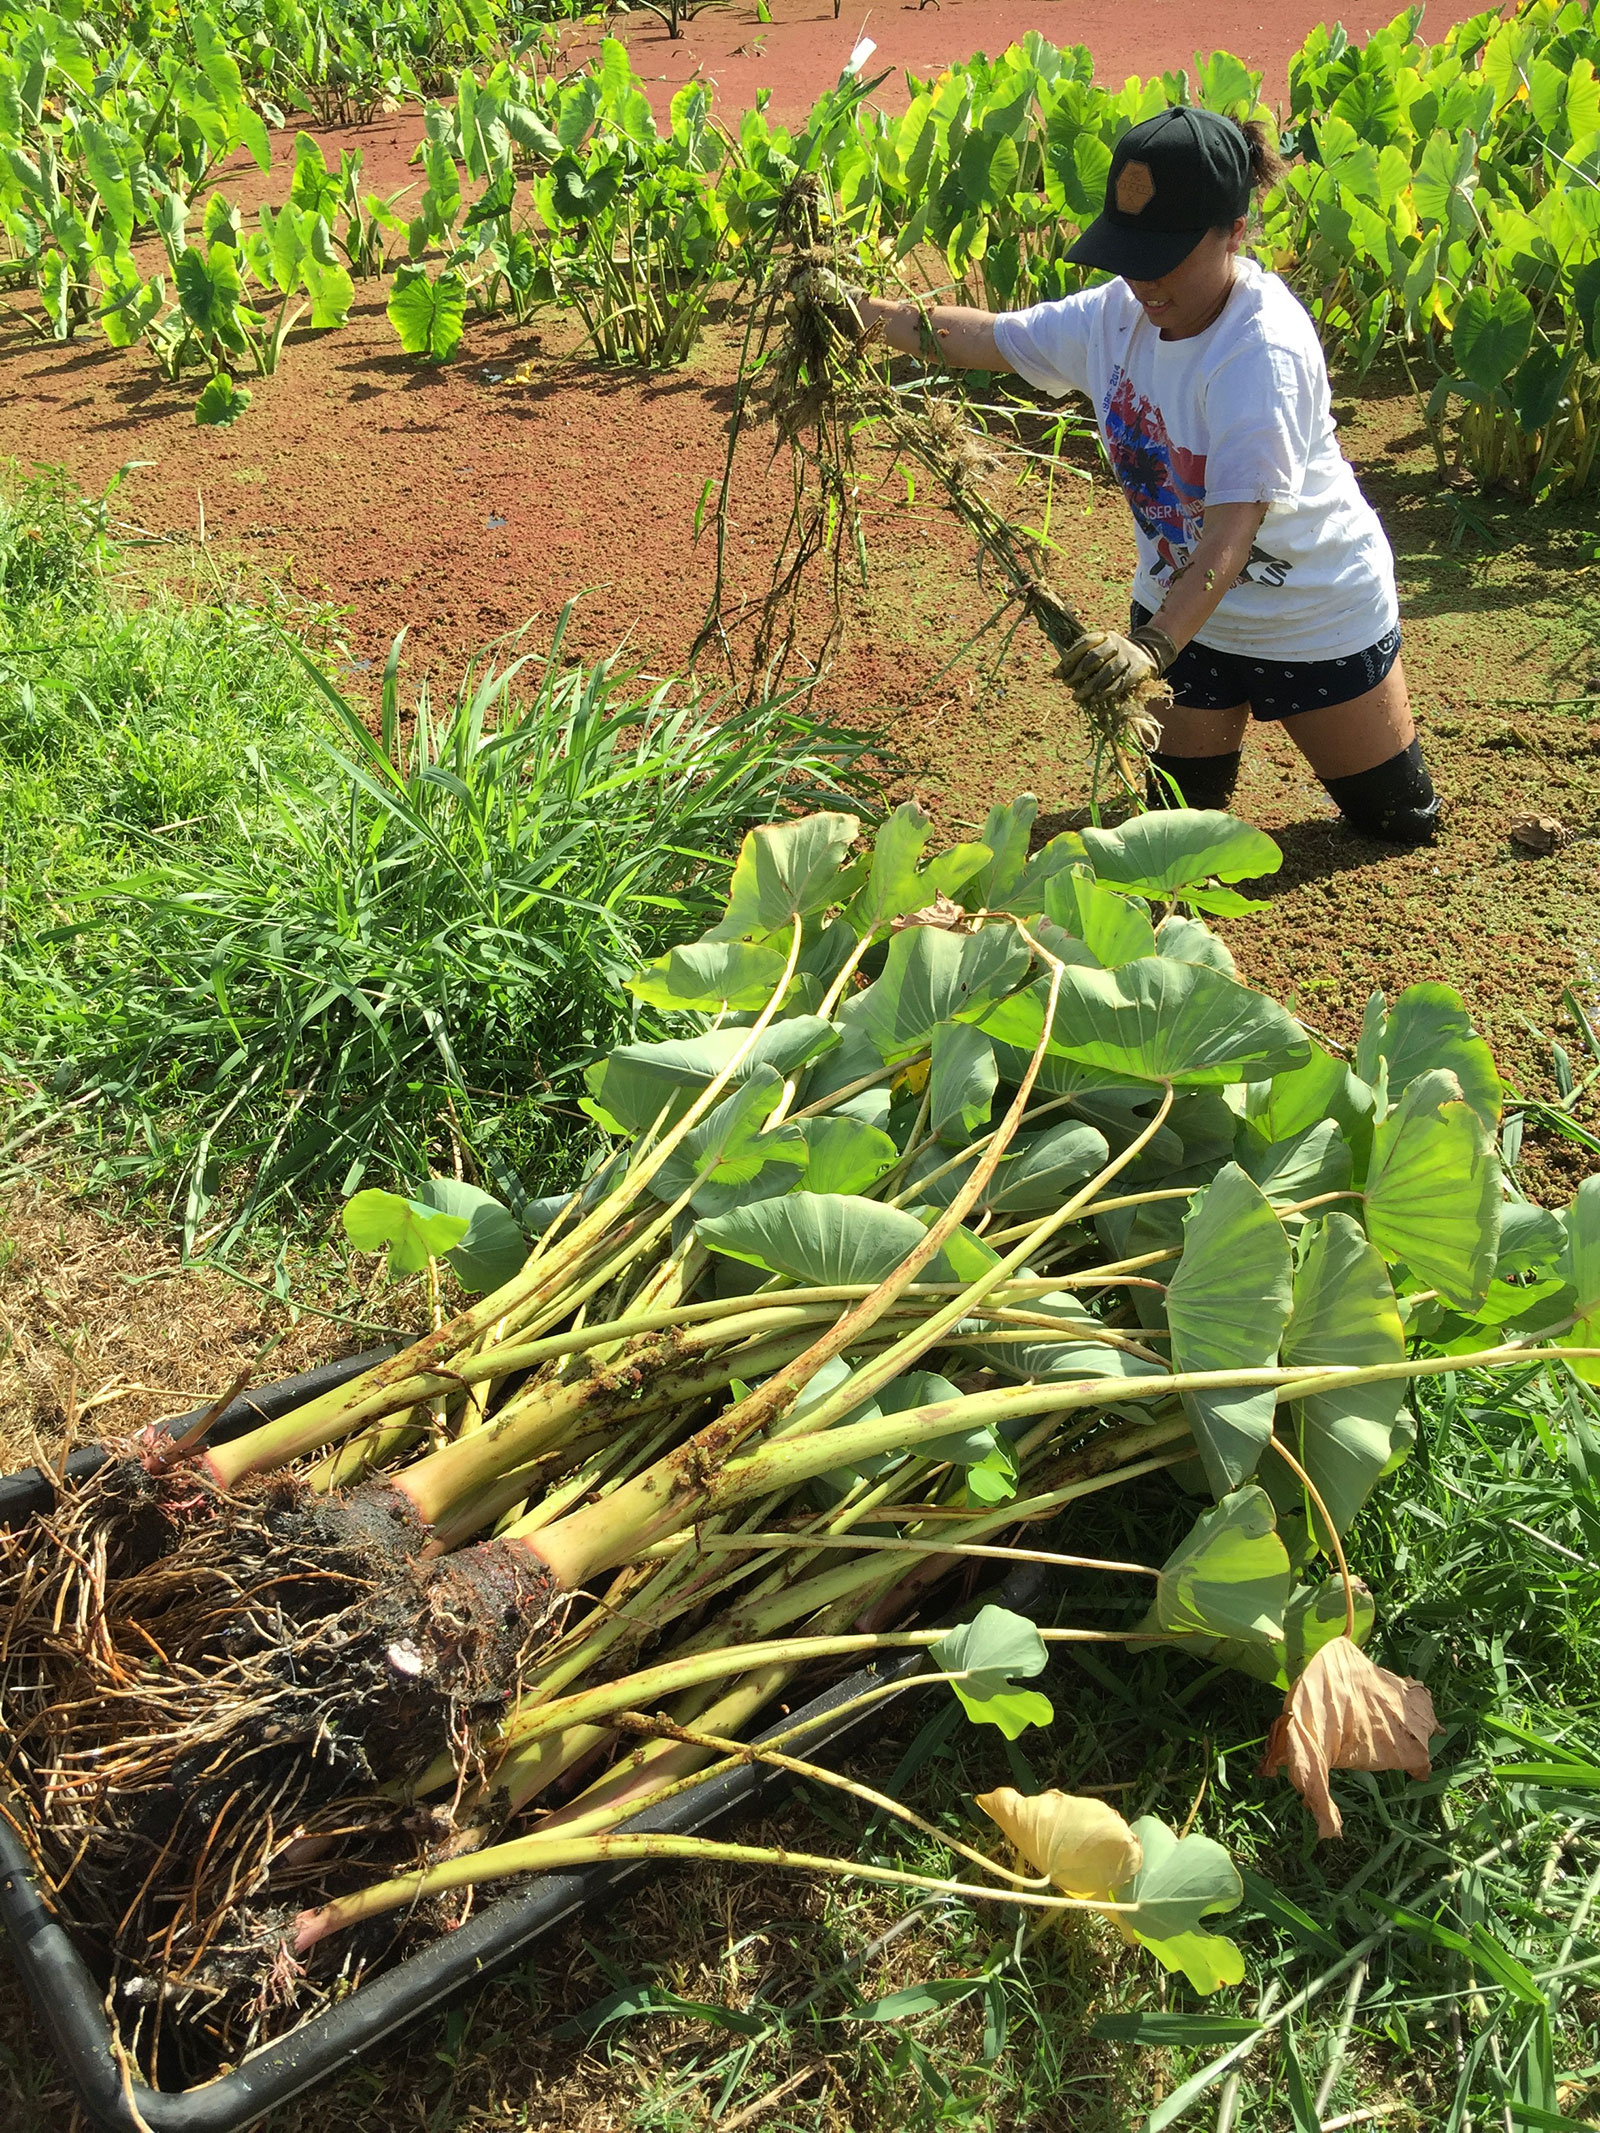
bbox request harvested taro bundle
[3,800,1591,2082]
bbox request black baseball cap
[1066,107,1252,281]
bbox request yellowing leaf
[975,1786,1142,1895]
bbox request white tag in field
[844,36,876,76]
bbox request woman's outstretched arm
[854,295,1009,372]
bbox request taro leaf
[301,248,354,329]
[412,1176,528,1293]
[986,1119,1109,1211]
[1112,1819,1247,1994]
[387,262,466,362]
[81,121,133,244]
[1235,1118,1354,1216]
[931,1605,1054,1737]
[842,924,1033,1061]
[1160,1574,1375,1692]
[1039,959,1309,1088]
[968,793,1039,908]
[548,151,620,220]
[343,1187,469,1277]
[1151,1486,1291,1644]
[628,939,793,1013]
[1497,1200,1567,1277]
[1278,1212,1409,1540]
[975,1788,1143,1897]
[1246,1041,1375,1177]
[1043,864,1157,966]
[1155,911,1237,977]
[962,1434,1019,1504]
[1364,1068,1500,1310]
[650,1067,808,1218]
[1165,1164,1294,1498]
[1366,982,1501,1133]
[1558,1175,1600,1385]
[176,240,243,335]
[929,1019,997,1145]
[1079,811,1281,897]
[707,812,860,943]
[962,1288,1153,1386]
[1453,284,1534,391]
[586,1018,837,1136]
[902,1118,1106,1214]
[1511,339,1571,436]
[843,800,989,936]
[194,371,251,427]
[793,1114,899,1196]
[798,1027,891,1126]
[697,1193,925,1287]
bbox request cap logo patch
[1115,160,1156,214]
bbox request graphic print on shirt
[1102,367,1206,581]
[1101,364,1294,589]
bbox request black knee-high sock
[1321,739,1441,845]
[1146,749,1243,813]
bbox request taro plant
[5,798,1594,2078]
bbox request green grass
[0,469,880,1247]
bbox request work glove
[1057,623,1178,710]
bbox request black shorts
[1130,601,1402,721]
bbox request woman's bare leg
[1273,660,1416,780]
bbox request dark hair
[1211,116,1287,233]
[1235,115,1288,195]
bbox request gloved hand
[1057,623,1178,709]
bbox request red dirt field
[573,0,1489,123]
[1,4,1596,1193]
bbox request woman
[855,106,1440,844]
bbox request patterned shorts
[1130,601,1403,721]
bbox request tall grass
[0,470,879,1245]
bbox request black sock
[1321,739,1441,845]
[1146,749,1242,813]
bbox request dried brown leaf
[1259,1635,1441,1839]
[890,891,969,933]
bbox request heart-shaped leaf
[931,1604,1054,1736]
[1165,1164,1294,1497]
[628,939,795,1013]
[411,1177,528,1293]
[1151,1486,1292,1644]
[843,800,989,937]
[1079,811,1282,897]
[1277,1212,1409,1539]
[697,1193,925,1287]
[1017,959,1309,1087]
[587,1019,837,1136]
[976,1786,1143,1895]
[794,1114,899,1195]
[650,1067,808,1217]
[386,262,466,362]
[1364,1068,1500,1309]
[843,924,1033,1061]
[1043,865,1158,967]
[929,1019,997,1145]
[708,812,860,942]
[343,1187,470,1277]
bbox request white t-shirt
[992,260,1398,662]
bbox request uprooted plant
[694,172,1166,796]
[3,799,1596,2078]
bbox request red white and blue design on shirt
[1102,366,1293,589]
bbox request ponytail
[1234,115,1288,195]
